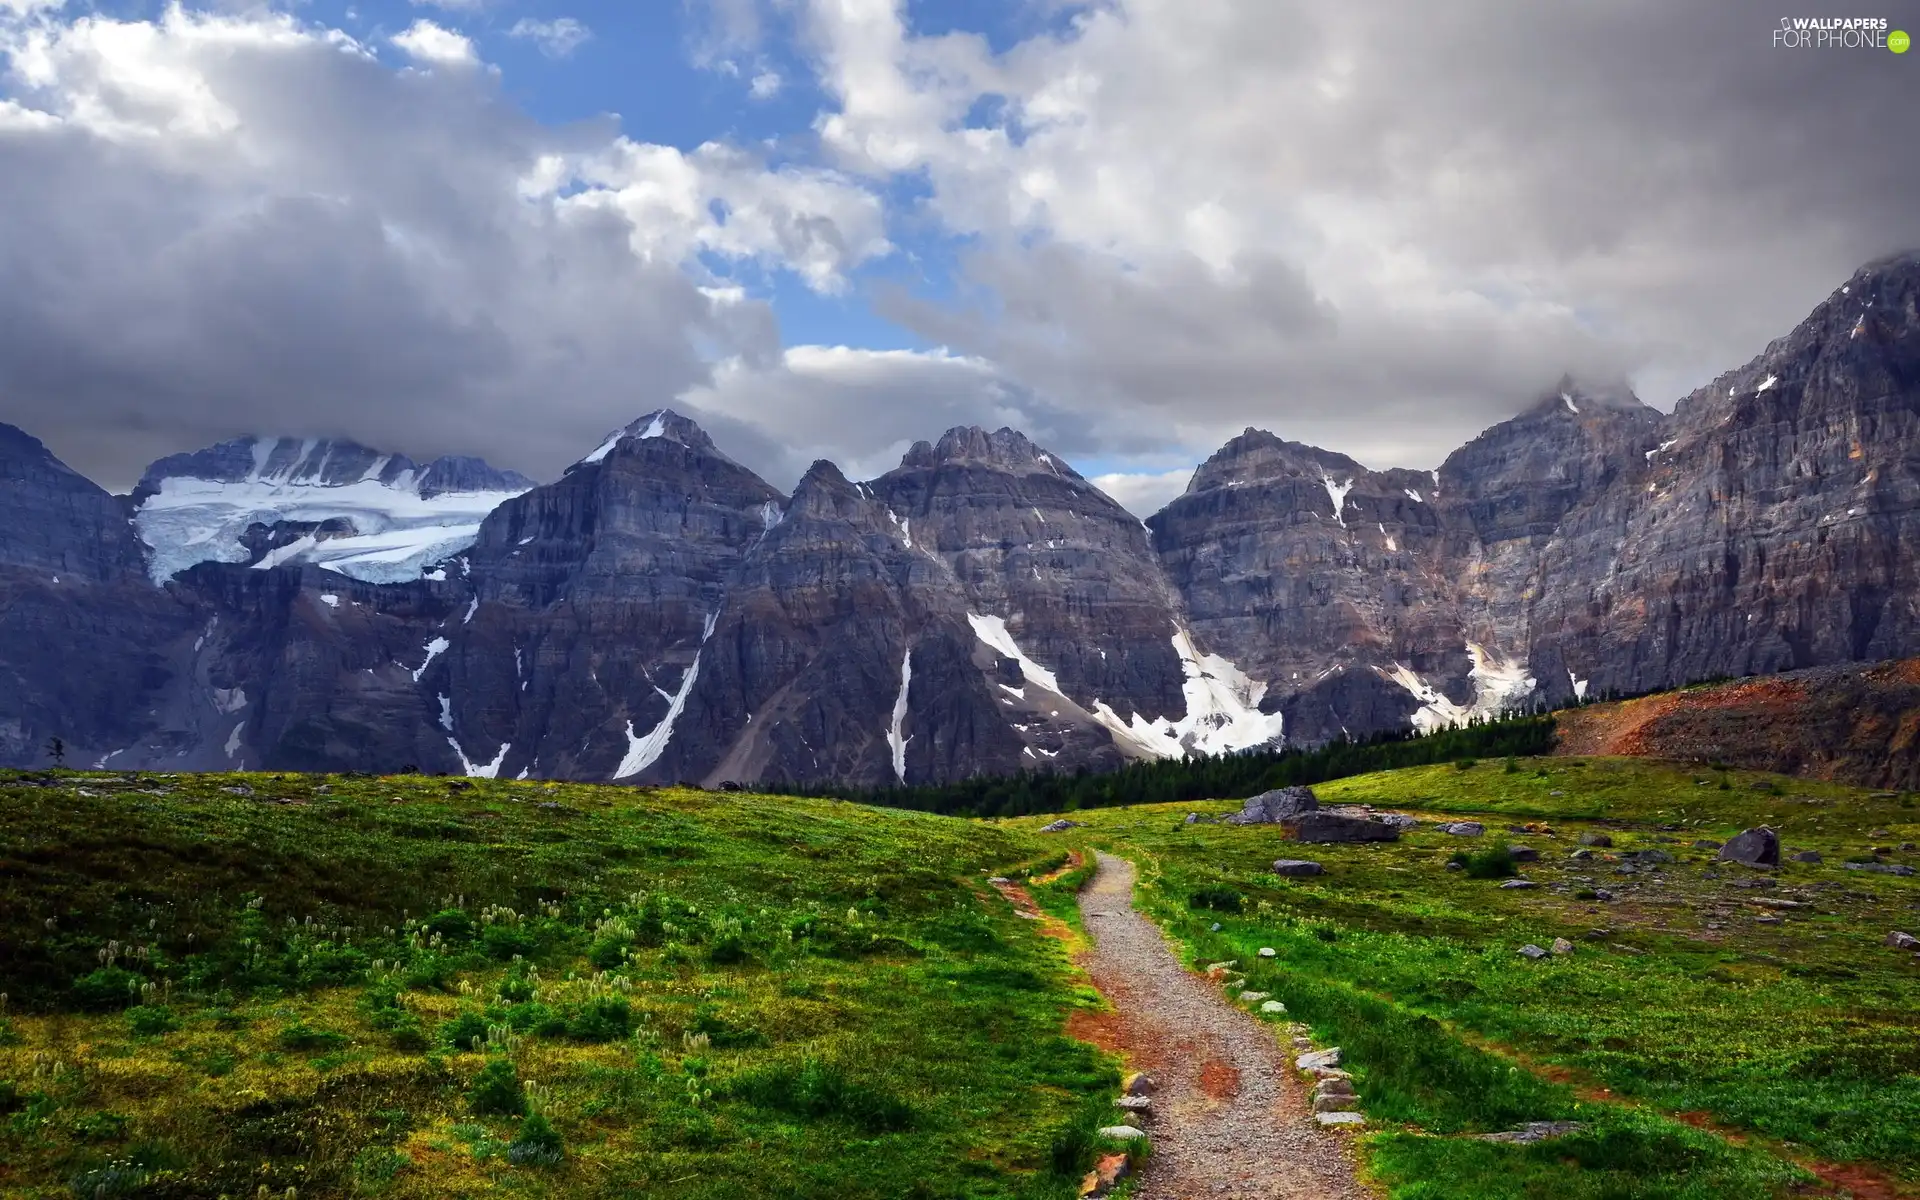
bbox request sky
[2,0,1918,515]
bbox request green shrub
[125,1005,179,1037]
[728,1057,914,1132]
[71,968,143,1012]
[1454,758,1478,771]
[467,1059,525,1117]
[423,909,477,943]
[277,1022,347,1053]
[480,923,538,961]
[442,1011,490,1052]
[1187,885,1246,913]
[587,936,629,970]
[387,1015,430,1051]
[506,1111,564,1166]
[70,1111,132,1142]
[707,931,750,966]
[566,996,634,1043]
[1450,847,1518,879]
[496,971,536,1004]
[1503,756,1519,774]
[402,954,452,992]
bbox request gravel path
[1077,852,1375,1200]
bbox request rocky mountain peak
[900,426,1081,478]
[1,422,148,581]
[572,408,725,470]
[1185,428,1367,494]
[1523,376,1654,420]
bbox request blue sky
[4,0,1915,507]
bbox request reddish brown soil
[1197,1058,1241,1101]
[1552,658,1920,789]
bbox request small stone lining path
[1076,852,1376,1200]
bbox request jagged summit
[1185,428,1369,494]
[572,408,726,470]
[898,426,1082,478]
[133,435,533,503]
[1523,376,1652,419]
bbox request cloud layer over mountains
[2,0,1916,504]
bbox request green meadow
[0,771,1121,1199]
[1014,757,1920,1198]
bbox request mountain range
[3,251,1917,785]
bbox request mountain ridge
[5,249,1919,783]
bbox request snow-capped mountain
[132,437,535,584]
[4,251,1920,783]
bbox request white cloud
[793,0,1920,471]
[1090,469,1193,519]
[408,0,490,10]
[508,17,590,60]
[390,19,476,66]
[673,344,1074,488]
[0,5,889,489]
[748,69,780,99]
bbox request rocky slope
[1552,658,1920,790]
[3,251,1918,783]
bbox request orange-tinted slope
[1554,658,1920,789]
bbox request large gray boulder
[1282,812,1402,844]
[1272,859,1325,877]
[1225,786,1319,825]
[1718,827,1780,867]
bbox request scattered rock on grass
[1500,879,1538,890]
[1098,1125,1146,1141]
[1260,1000,1287,1014]
[1039,819,1084,833]
[1888,931,1920,951]
[1114,1095,1153,1112]
[1579,832,1613,847]
[1316,1111,1366,1127]
[1258,946,1278,958]
[1271,860,1324,877]
[1507,845,1540,862]
[1439,822,1485,837]
[1550,938,1576,955]
[1517,944,1549,959]
[1790,850,1823,863]
[1719,827,1780,867]
[1282,813,1402,843]
[1296,1047,1343,1071]
[1225,786,1319,825]
[1080,1152,1130,1198]
[1847,862,1916,876]
[1477,1121,1586,1144]
[1122,1072,1155,1096]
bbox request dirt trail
[1075,851,1375,1200]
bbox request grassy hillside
[1016,757,1920,1198]
[0,770,1120,1199]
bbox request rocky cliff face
[4,253,1919,781]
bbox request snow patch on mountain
[614,612,718,780]
[136,440,529,584]
[412,636,449,682]
[886,647,912,783]
[1322,476,1353,527]
[968,613,1062,695]
[1380,643,1539,734]
[1089,629,1285,758]
[449,738,510,778]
